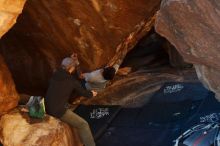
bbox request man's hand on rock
[71,52,77,59]
[91,90,97,97]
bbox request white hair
[61,57,74,70]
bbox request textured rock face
[0,0,161,94]
[155,0,220,99]
[85,68,197,107]
[0,55,19,116]
[0,110,81,146]
[163,41,192,68]
[0,0,26,37]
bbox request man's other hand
[91,90,97,97]
[71,52,80,66]
[71,52,77,58]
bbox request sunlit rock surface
[0,55,18,116]
[0,109,81,146]
[0,0,26,37]
[155,0,220,99]
[0,0,161,94]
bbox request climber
[70,52,120,91]
[80,64,120,91]
[45,55,97,146]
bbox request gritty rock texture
[84,67,198,107]
[0,55,19,116]
[155,0,220,99]
[0,0,161,94]
[0,109,81,146]
[163,41,192,68]
[0,0,26,37]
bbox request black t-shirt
[45,68,92,118]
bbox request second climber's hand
[71,52,77,58]
[91,90,98,97]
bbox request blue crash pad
[75,82,218,146]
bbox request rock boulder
[0,0,161,94]
[155,0,220,99]
[0,109,82,146]
[0,55,19,116]
[0,0,26,37]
